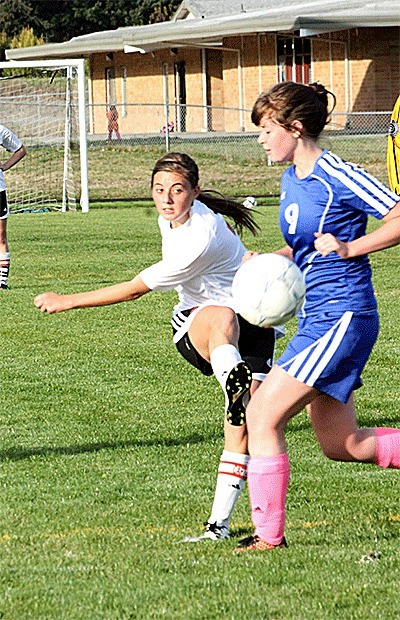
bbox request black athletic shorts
[0,191,9,220]
[174,309,276,378]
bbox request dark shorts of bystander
[0,191,9,220]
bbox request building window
[174,61,186,132]
[277,36,311,83]
[105,67,116,104]
[121,66,127,117]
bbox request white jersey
[140,199,246,315]
[0,125,23,192]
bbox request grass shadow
[0,430,223,462]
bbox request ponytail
[198,190,259,236]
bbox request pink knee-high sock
[375,428,400,469]
[248,453,290,545]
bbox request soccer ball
[232,253,306,327]
[242,196,257,209]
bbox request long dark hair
[251,82,336,140]
[151,152,259,236]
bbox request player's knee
[246,400,282,437]
[320,444,343,461]
[211,307,239,338]
[319,435,359,461]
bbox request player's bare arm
[0,145,26,172]
[34,274,151,314]
[314,200,400,258]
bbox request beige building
[5,0,400,135]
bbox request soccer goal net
[0,59,88,212]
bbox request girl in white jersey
[0,124,26,289]
[235,82,400,553]
[34,152,277,542]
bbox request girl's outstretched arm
[34,274,151,314]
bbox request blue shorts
[277,310,379,404]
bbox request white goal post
[0,59,89,212]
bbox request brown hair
[251,82,336,140]
[151,152,259,236]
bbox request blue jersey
[279,150,399,315]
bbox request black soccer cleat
[181,521,230,542]
[225,361,252,426]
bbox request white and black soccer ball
[243,196,257,209]
[232,253,306,327]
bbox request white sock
[208,450,249,528]
[210,344,242,390]
[0,252,11,287]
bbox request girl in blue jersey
[237,82,400,552]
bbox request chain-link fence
[2,89,392,208]
[85,104,392,204]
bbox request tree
[0,0,39,39]
[0,26,44,73]
[9,26,45,49]
[131,0,181,25]
[0,0,182,44]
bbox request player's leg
[189,305,252,426]
[307,310,400,468]
[188,304,240,359]
[239,310,367,551]
[308,393,376,462]
[182,312,276,542]
[183,306,249,541]
[186,419,248,542]
[0,191,10,290]
[236,366,317,552]
[198,325,277,541]
[200,322,277,540]
[186,377,264,542]
[173,310,248,541]
[310,392,400,468]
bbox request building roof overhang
[5,1,400,61]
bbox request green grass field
[1,205,400,619]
